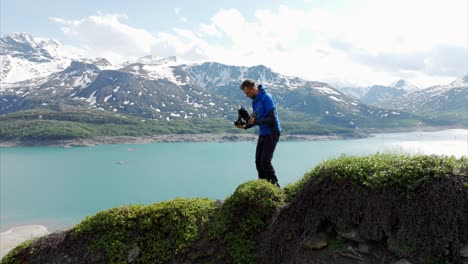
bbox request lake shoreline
[0,126,464,147]
[0,225,50,259]
[0,132,365,147]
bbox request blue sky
[2,0,349,37]
[1,0,467,87]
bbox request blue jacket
[250,85,281,135]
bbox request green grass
[73,198,217,264]
[284,153,468,202]
[1,239,34,264]
[207,180,284,264]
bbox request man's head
[240,79,259,99]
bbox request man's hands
[236,115,255,129]
[247,116,255,125]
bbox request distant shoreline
[359,125,466,134]
[0,126,465,147]
[0,133,363,147]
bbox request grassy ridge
[284,153,468,202]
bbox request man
[237,79,282,187]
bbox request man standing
[237,79,282,187]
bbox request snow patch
[1,54,70,83]
[329,95,347,104]
[316,86,340,95]
[86,91,97,105]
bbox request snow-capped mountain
[133,55,186,65]
[119,56,188,84]
[0,33,61,62]
[381,75,467,115]
[359,80,420,105]
[359,85,406,105]
[78,58,114,70]
[335,86,371,100]
[0,57,239,119]
[0,61,102,112]
[0,32,426,128]
[0,57,411,127]
[0,33,73,83]
[448,75,468,87]
[338,80,419,103]
[390,80,419,92]
[178,62,401,127]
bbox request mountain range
[380,76,468,120]
[360,80,420,105]
[337,80,420,105]
[0,33,72,83]
[1,33,466,136]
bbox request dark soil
[257,176,468,264]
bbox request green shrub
[72,197,216,264]
[285,154,468,202]
[1,240,34,264]
[208,180,285,264]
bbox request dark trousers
[255,133,280,185]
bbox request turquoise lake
[1,129,467,232]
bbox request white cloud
[199,23,220,37]
[183,1,467,87]
[50,0,467,87]
[151,30,209,61]
[50,13,156,63]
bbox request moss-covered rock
[205,180,284,264]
